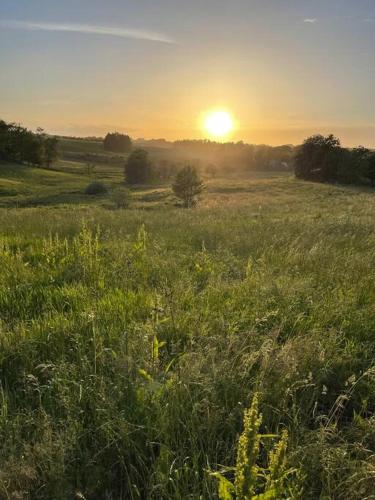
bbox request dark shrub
[125,149,152,184]
[84,181,108,195]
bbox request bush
[84,181,107,195]
[111,187,132,208]
[125,149,152,184]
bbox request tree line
[0,120,59,167]
[295,134,375,185]
[164,139,294,172]
[103,132,132,153]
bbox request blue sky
[0,0,374,145]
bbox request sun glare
[204,110,234,139]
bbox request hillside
[1,163,375,498]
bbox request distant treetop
[104,132,132,153]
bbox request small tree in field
[172,166,204,208]
[111,187,132,208]
[125,149,152,184]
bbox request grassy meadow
[1,157,375,498]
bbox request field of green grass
[1,160,375,499]
[58,137,105,155]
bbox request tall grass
[0,175,375,498]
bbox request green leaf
[209,472,235,500]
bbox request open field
[1,162,375,498]
[58,137,105,155]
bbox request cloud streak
[303,18,317,24]
[0,20,176,44]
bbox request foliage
[0,119,59,167]
[211,394,302,499]
[84,181,108,195]
[44,136,59,168]
[295,135,375,186]
[125,148,152,184]
[111,187,132,208]
[172,165,204,207]
[360,151,375,186]
[172,139,295,172]
[234,394,263,498]
[103,132,132,153]
[294,134,342,182]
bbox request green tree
[44,137,59,168]
[111,187,132,208]
[125,149,152,184]
[104,132,132,153]
[361,152,375,186]
[0,120,10,160]
[172,165,204,207]
[23,130,44,166]
[295,134,342,182]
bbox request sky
[0,0,374,146]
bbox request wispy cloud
[303,18,317,24]
[0,20,176,44]
[363,18,375,23]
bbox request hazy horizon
[1,0,374,147]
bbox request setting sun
[204,111,234,139]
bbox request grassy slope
[58,137,105,155]
[0,162,375,498]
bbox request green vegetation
[172,165,204,207]
[84,181,108,195]
[1,152,375,498]
[210,394,301,499]
[0,120,59,168]
[104,132,132,153]
[111,187,132,209]
[295,134,375,185]
[125,148,152,184]
[58,137,104,155]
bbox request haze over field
[0,0,374,145]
